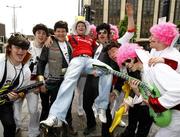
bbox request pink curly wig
[110,24,119,40]
[89,24,97,37]
[117,43,141,67]
[150,22,179,46]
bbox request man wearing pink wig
[117,43,180,137]
[148,22,180,72]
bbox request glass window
[108,0,121,25]
[174,0,180,23]
[158,0,164,18]
[91,0,104,25]
[140,0,155,38]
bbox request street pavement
[0,91,159,137]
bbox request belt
[79,54,90,57]
[46,77,64,84]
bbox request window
[140,0,155,38]
[108,0,121,25]
[174,0,180,23]
[91,0,104,25]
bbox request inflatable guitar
[93,64,172,128]
[0,81,43,105]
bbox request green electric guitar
[0,81,43,105]
[93,64,172,127]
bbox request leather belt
[79,54,90,57]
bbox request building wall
[0,23,6,53]
[0,23,6,37]
[83,0,180,41]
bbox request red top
[68,35,96,57]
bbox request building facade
[0,23,6,53]
[82,0,180,41]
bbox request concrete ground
[0,91,159,137]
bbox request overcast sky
[0,0,79,37]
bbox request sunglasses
[122,58,138,66]
[98,30,108,35]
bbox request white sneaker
[92,104,98,118]
[40,116,62,127]
[98,109,107,123]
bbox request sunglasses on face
[122,58,138,66]
[98,30,108,35]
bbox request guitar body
[140,86,172,127]
[0,83,12,105]
[0,83,11,94]
[0,81,43,105]
[92,64,172,127]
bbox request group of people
[0,2,180,137]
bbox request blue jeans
[49,56,113,122]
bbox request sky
[0,0,79,37]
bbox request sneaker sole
[40,122,62,129]
[40,123,51,129]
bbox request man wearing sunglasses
[117,43,180,137]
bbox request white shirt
[150,47,180,73]
[0,54,31,89]
[94,43,103,59]
[117,32,134,44]
[29,41,49,77]
[58,41,70,64]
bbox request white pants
[13,91,40,137]
[76,76,86,115]
[49,57,113,122]
[155,110,180,137]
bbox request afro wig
[110,24,119,41]
[117,43,142,67]
[150,22,179,46]
[89,24,97,40]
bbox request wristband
[127,28,136,33]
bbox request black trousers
[121,104,153,137]
[40,79,73,126]
[83,75,112,137]
[0,103,16,137]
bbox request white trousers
[13,91,40,137]
[155,110,180,137]
[76,76,86,115]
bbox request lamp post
[6,5,22,33]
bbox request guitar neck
[0,81,44,105]
[16,81,44,94]
[108,69,152,95]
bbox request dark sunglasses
[98,30,108,35]
[122,58,138,66]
